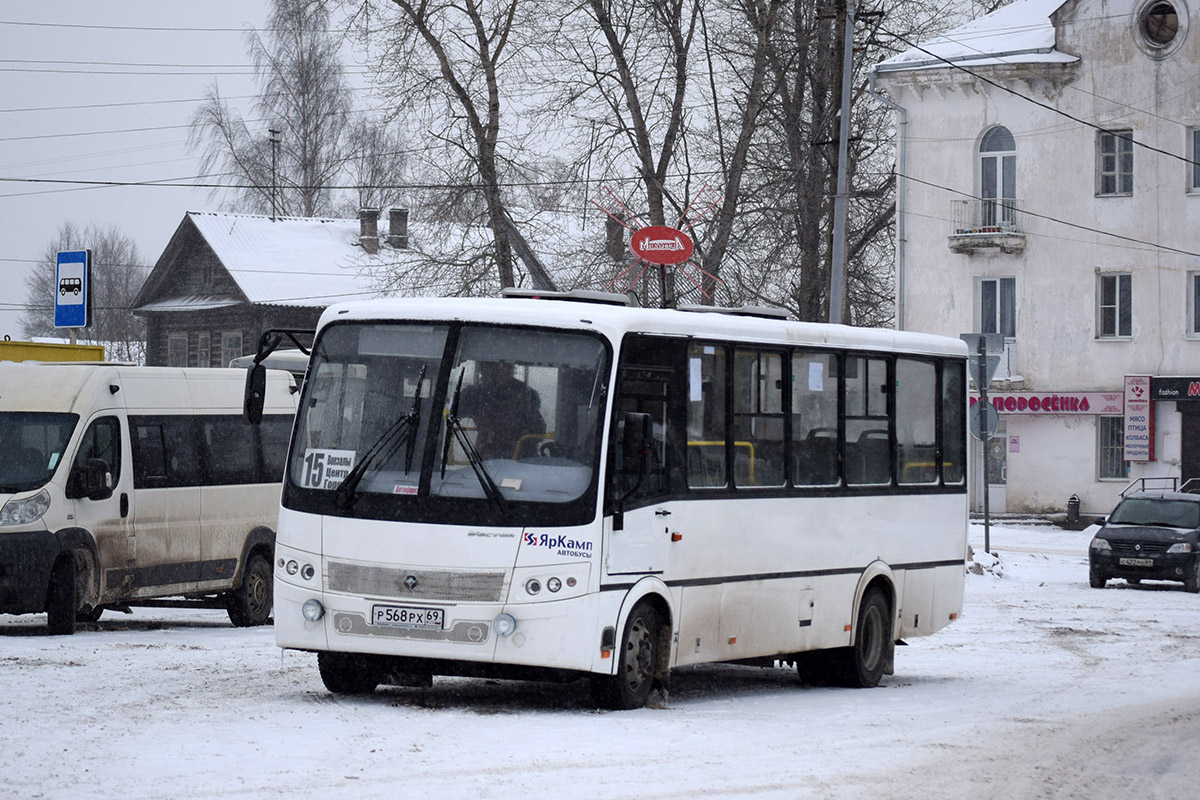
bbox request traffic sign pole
[978,337,991,555]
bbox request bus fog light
[302,599,324,621]
[547,577,562,593]
[525,578,541,595]
[286,560,299,575]
[300,564,315,580]
[493,612,517,637]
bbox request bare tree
[21,222,149,363]
[351,0,533,290]
[192,0,405,218]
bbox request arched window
[979,126,1016,227]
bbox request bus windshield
[286,321,610,525]
[0,412,79,493]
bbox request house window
[167,333,188,367]
[1190,273,1200,337]
[222,331,244,367]
[197,332,210,368]
[1097,130,1134,195]
[1098,416,1129,479]
[1098,273,1132,338]
[979,126,1016,226]
[980,277,1016,338]
[1189,128,1200,192]
[1141,1,1180,46]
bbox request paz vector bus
[245,291,969,709]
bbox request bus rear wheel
[318,651,383,695]
[591,601,663,710]
[840,588,890,688]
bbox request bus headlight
[302,599,324,622]
[0,490,50,527]
[493,612,517,637]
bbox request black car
[1089,491,1200,592]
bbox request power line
[876,26,1199,170]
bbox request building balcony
[949,198,1026,254]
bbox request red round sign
[629,225,694,265]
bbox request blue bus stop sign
[54,249,91,329]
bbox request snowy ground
[4,521,1200,799]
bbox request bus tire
[318,651,382,695]
[590,601,663,710]
[46,557,77,636]
[838,588,890,688]
[228,552,272,627]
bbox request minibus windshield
[286,321,610,525]
[0,412,79,493]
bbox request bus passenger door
[605,365,672,576]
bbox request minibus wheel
[46,558,77,636]
[590,601,662,710]
[228,553,273,627]
[318,651,382,695]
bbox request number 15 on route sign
[54,249,92,329]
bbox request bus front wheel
[318,651,382,695]
[591,601,663,710]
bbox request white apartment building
[872,0,1200,515]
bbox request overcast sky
[0,2,279,338]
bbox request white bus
[257,292,968,709]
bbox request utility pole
[829,0,856,325]
[268,127,281,221]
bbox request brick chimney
[359,208,380,254]
[387,207,409,249]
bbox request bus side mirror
[622,412,653,475]
[83,458,113,501]
[244,363,267,424]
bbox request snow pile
[967,544,1005,577]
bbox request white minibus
[258,293,968,708]
[0,364,297,634]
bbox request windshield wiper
[439,370,509,514]
[335,365,426,509]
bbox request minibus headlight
[302,599,324,622]
[0,490,50,527]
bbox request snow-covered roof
[873,0,1078,74]
[185,211,389,307]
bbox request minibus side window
[70,417,122,492]
[202,416,258,485]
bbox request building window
[979,126,1016,227]
[222,331,244,367]
[1141,1,1180,46]
[1098,273,1132,338]
[1098,416,1129,479]
[980,277,1016,338]
[197,332,210,368]
[1097,130,1134,195]
[1190,273,1200,337]
[167,333,188,367]
[1189,128,1200,192]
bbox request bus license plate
[1119,557,1154,567]
[371,604,445,630]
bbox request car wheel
[46,558,77,636]
[1089,571,1107,589]
[228,553,273,627]
[1184,558,1200,594]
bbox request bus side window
[896,359,938,485]
[610,367,670,501]
[70,416,122,494]
[941,361,967,484]
[791,352,840,486]
[844,357,891,485]
[686,344,727,489]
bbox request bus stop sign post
[962,333,1003,555]
[54,249,92,343]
